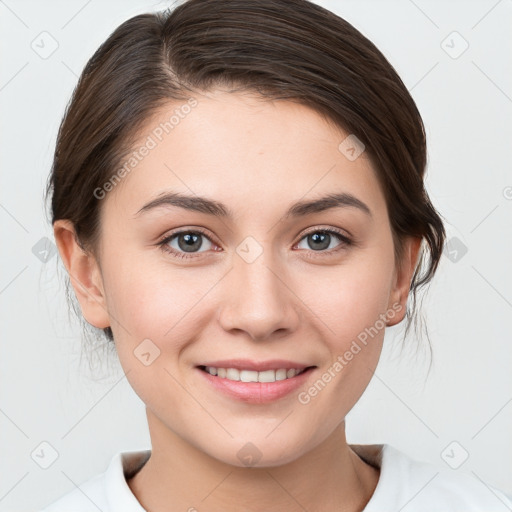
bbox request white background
[1,0,511,510]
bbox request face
[58,89,418,467]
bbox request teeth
[258,370,276,383]
[204,366,306,383]
[240,370,259,382]
[276,368,287,381]
[226,368,240,380]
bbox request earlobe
[53,220,111,329]
[387,236,422,326]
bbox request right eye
[158,229,219,259]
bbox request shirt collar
[105,450,150,512]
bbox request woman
[41,0,512,510]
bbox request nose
[218,245,300,342]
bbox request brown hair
[45,0,446,357]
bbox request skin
[54,89,421,512]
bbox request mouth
[196,361,317,403]
[198,365,313,383]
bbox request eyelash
[157,227,353,260]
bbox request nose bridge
[218,237,298,340]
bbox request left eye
[296,229,350,252]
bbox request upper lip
[198,359,315,372]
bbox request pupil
[178,233,201,252]
[309,232,330,251]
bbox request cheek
[101,250,223,359]
[333,269,392,348]
[302,249,394,348]
[300,243,396,413]
[294,277,391,437]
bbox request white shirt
[40,443,512,511]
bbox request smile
[197,363,316,403]
[199,365,308,383]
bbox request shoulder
[39,451,149,512]
[360,443,512,512]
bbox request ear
[387,236,422,326]
[53,219,110,329]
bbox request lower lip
[197,367,315,404]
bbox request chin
[205,434,312,469]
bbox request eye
[157,226,352,261]
[295,228,352,253]
[158,229,217,259]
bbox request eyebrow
[134,191,372,219]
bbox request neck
[128,409,379,512]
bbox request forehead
[106,90,386,218]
